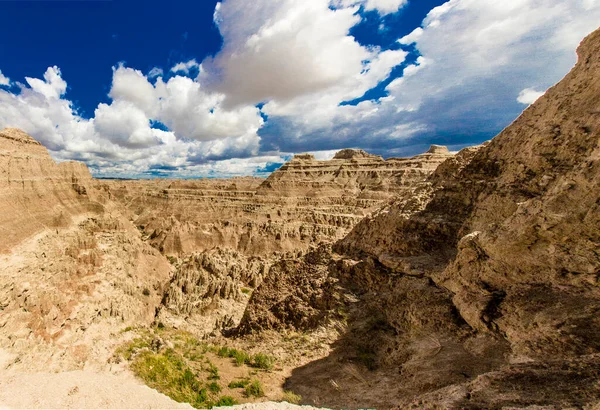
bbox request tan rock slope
[0,129,172,374]
[240,27,600,409]
[105,146,452,257]
[0,128,99,253]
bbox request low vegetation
[114,326,276,408]
[244,380,265,398]
[281,390,302,404]
[216,346,275,370]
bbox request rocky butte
[0,27,598,410]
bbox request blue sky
[0,0,598,178]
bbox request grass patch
[206,361,220,380]
[241,288,252,295]
[216,346,274,369]
[244,380,265,398]
[234,350,251,367]
[131,349,206,407]
[207,381,221,393]
[214,396,237,406]
[251,353,274,370]
[115,336,151,361]
[117,328,275,408]
[228,379,251,389]
[281,390,302,404]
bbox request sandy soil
[0,370,193,409]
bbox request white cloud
[254,0,600,155]
[94,100,165,148]
[2,0,600,177]
[148,67,164,78]
[333,0,408,15]
[364,0,408,14]
[0,71,9,87]
[517,88,545,105]
[25,66,67,99]
[398,27,423,45]
[170,59,201,74]
[207,0,378,106]
[0,65,265,178]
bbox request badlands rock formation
[240,27,600,409]
[0,128,98,253]
[1,27,598,410]
[0,128,172,373]
[0,127,451,407]
[106,146,452,257]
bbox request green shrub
[207,381,221,393]
[214,396,237,406]
[251,353,274,370]
[207,362,220,380]
[131,350,204,406]
[234,350,250,366]
[281,390,302,404]
[217,346,233,358]
[117,337,151,361]
[244,380,265,398]
[228,379,250,389]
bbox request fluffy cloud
[170,59,201,75]
[25,66,67,99]
[148,67,164,78]
[517,88,545,105]
[0,71,9,87]
[209,0,389,107]
[257,0,600,156]
[0,65,265,177]
[334,0,408,15]
[1,0,600,177]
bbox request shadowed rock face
[239,27,600,409]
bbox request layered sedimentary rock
[0,128,99,253]
[106,146,452,256]
[0,130,172,371]
[240,28,600,409]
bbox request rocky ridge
[0,128,99,253]
[105,146,452,257]
[237,27,600,409]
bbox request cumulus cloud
[170,59,201,74]
[208,0,385,107]
[0,71,9,87]
[25,66,67,99]
[517,88,545,105]
[257,0,600,156]
[148,67,164,78]
[334,0,408,15]
[1,0,600,177]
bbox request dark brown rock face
[240,28,600,409]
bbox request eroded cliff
[238,28,600,409]
[105,147,452,257]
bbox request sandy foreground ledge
[0,370,194,409]
[0,350,320,410]
[0,371,324,410]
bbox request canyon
[0,27,598,410]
